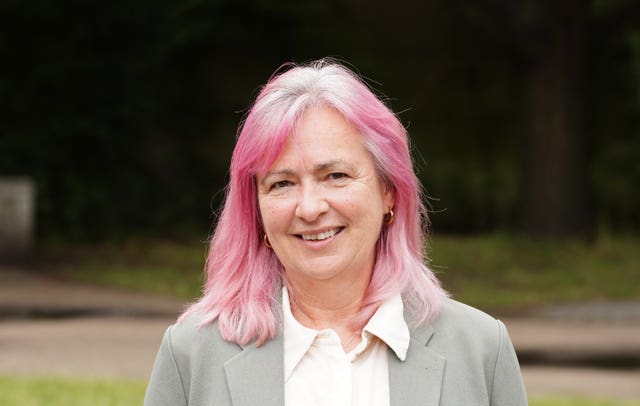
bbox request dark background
[2,0,639,242]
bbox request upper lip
[293,226,344,236]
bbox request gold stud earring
[384,209,395,225]
[263,234,272,249]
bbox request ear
[382,185,395,213]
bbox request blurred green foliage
[1,0,639,240]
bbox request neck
[285,275,370,348]
[288,285,365,352]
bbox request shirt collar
[282,287,410,382]
[361,293,410,361]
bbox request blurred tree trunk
[457,0,592,237]
[518,0,592,237]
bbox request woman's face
[257,105,394,289]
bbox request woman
[145,59,528,406]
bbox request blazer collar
[388,323,446,406]
[224,333,285,406]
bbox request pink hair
[180,59,447,345]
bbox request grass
[0,376,146,406]
[43,239,207,300]
[1,375,638,406]
[531,400,640,406]
[42,234,640,313]
[428,234,640,313]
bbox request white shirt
[282,288,410,406]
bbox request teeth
[301,228,339,241]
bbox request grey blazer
[144,298,528,406]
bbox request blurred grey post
[0,177,35,262]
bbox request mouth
[297,227,344,241]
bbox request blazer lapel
[388,324,446,406]
[224,334,284,406]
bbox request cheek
[260,199,293,231]
[341,196,382,225]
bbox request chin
[288,262,346,282]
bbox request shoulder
[430,299,528,404]
[146,314,244,404]
[433,297,502,335]
[423,297,508,361]
[165,313,242,368]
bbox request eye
[270,180,291,190]
[328,172,348,180]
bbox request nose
[295,183,329,222]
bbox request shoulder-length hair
[181,59,446,346]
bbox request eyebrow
[261,159,355,186]
[260,169,295,187]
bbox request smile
[299,227,344,241]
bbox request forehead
[269,105,373,169]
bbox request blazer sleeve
[144,325,188,406]
[490,320,528,406]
